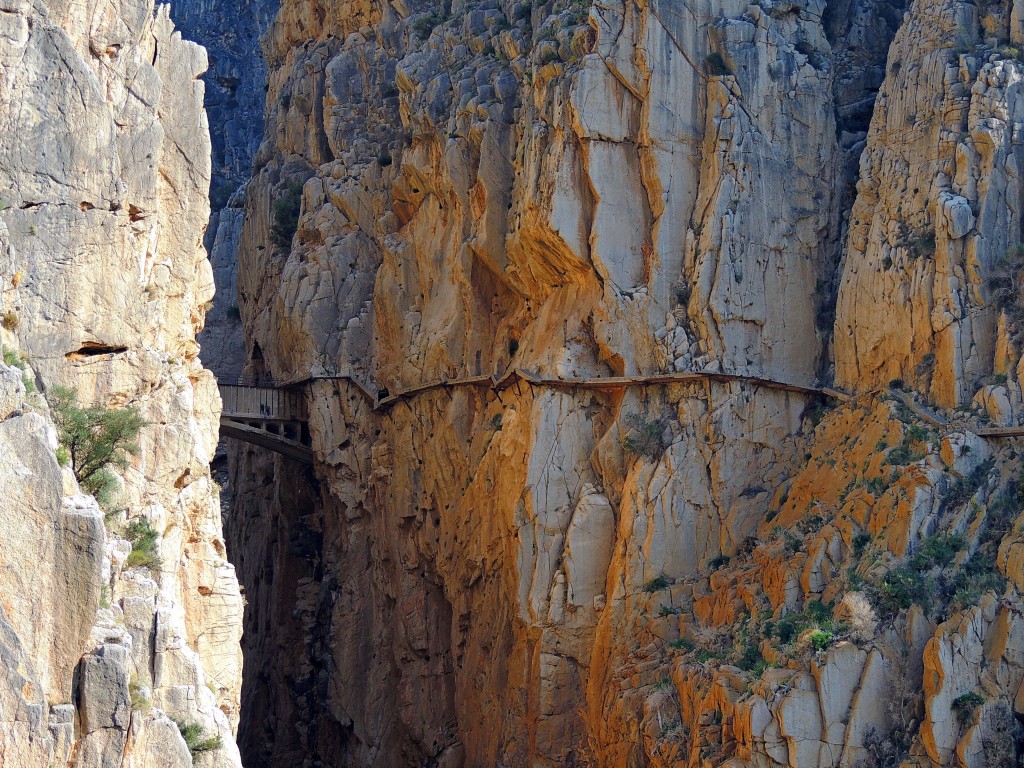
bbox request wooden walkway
[217,370,1024,463]
[887,387,1024,438]
[219,383,313,464]
[273,367,850,411]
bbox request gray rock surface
[0,0,244,761]
[175,0,278,381]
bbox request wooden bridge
[219,383,314,464]
[218,369,1024,464]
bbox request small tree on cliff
[48,386,145,506]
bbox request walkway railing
[216,368,1024,464]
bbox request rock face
[178,0,277,382]
[0,0,243,765]
[226,0,1024,766]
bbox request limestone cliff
[227,0,1024,766]
[178,0,278,381]
[0,0,243,765]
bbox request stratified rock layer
[228,0,1024,766]
[0,0,243,765]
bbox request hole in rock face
[65,343,128,360]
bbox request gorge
[4,0,1024,766]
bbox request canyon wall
[0,0,244,765]
[228,0,1024,766]
[180,0,278,382]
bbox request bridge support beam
[220,418,315,464]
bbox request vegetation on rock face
[176,720,222,756]
[47,386,145,507]
[952,691,985,726]
[621,413,670,460]
[704,51,732,76]
[128,677,151,713]
[3,346,35,393]
[270,181,304,248]
[124,518,161,570]
[987,243,1024,344]
[644,574,670,593]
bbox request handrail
[222,367,851,413]
[217,372,1024,465]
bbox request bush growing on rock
[175,720,222,757]
[3,346,36,393]
[47,386,144,507]
[837,592,877,642]
[270,181,304,248]
[621,413,670,460]
[987,243,1024,344]
[807,628,834,652]
[643,574,669,593]
[124,518,161,570]
[953,691,985,726]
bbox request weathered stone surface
[77,644,131,734]
[0,0,244,761]
[218,0,1024,765]
[835,0,1024,410]
[177,0,277,382]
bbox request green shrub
[709,555,730,569]
[271,181,304,248]
[773,617,799,644]
[412,13,441,38]
[124,518,161,570]
[644,575,669,592]
[653,677,672,691]
[872,565,933,617]
[3,346,35,392]
[808,629,834,652]
[884,443,925,466]
[1,311,18,330]
[782,529,803,555]
[705,52,731,76]
[129,678,151,713]
[622,413,670,460]
[48,387,144,507]
[944,458,995,509]
[953,692,985,726]
[908,233,936,259]
[804,400,832,428]
[853,532,872,555]
[911,532,965,570]
[736,641,762,671]
[984,494,1016,545]
[669,637,694,651]
[805,600,832,623]
[175,720,222,756]
[948,551,1006,612]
